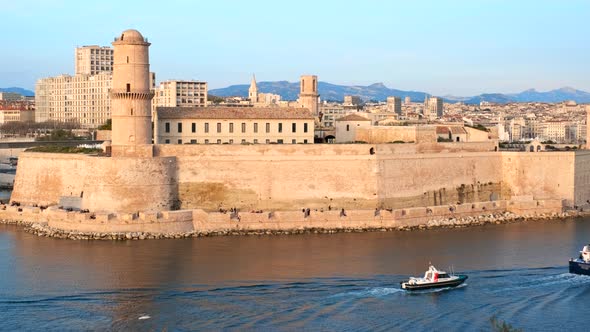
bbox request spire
[248,74,258,103]
[250,74,257,91]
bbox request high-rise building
[299,75,319,115]
[110,29,154,157]
[75,45,113,75]
[387,96,402,115]
[35,73,112,127]
[154,80,207,108]
[428,97,444,118]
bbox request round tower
[110,29,154,157]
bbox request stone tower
[586,105,590,149]
[299,75,319,115]
[248,74,258,103]
[110,29,154,157]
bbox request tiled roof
[336,114,371,122]
[156,106,314,120]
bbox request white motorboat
[401,265,468,291]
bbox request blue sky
[1,0,588,96]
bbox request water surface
[1,218,589,330]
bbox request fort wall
[10,145,585,217]
[11,152,177,212]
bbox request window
[217,139,221,144]
[190,139,197,144]
[278,123,283,133]
[254,123,258,133]
[277,139,284,144]
[205,139,209,144]
[126,83,130,92]
[254,139,258,144]
[205,123,209,133]
[217,123,221,133]
[177,123,182,133]
[241,123,246,133]
[304,139,308,144]
[165,139,170,144]
[292,123,296,132]
[346,124,350,131]
[292,139,296,144]
[241,139,246,144]
[266,139,270,144]
[191,123,196,133]
[304,123,308,133]
[178,139,182,144]
[266,123,270,133]
[229,123,234,133]
[165,122,170,133]
[229,139,234,144]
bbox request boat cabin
[580,245,590,262]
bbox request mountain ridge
[209,82,590,104]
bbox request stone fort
[8,29,590,233]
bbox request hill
[0,87,34,96]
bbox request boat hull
[401,275,468,291]
[569,259,590,275]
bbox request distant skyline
[1,0,588,96]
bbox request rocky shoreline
[0,210,585,241]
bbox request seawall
[0,199,568,240]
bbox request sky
[0,0,588,96]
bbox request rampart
[8,144,588,237]
[0,199,565,236]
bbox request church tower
[110,29,154,157]
[299,75,319,115]
[248,74,258,104]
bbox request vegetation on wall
[26,146,102,154]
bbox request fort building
[154,107,314,145]
[8,29,590,236]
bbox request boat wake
[331,287,405,298]
[493,273,590,294]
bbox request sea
[1,217,590,331]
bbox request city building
[35,72,112,127]
[0,101,35,124]
[404,96,411,104]
[154,80,207,108]
[75,45,114,75]
[334,113,371,143]
[387,96,402,115]
[155,107,314,145]
[247,75,281,106]
[0,92,24,101]
[428,96,444,118]
[344,95,361,106]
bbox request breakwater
[0,198,575,240]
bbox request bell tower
[110,29,154,157]
[299,75,319,115]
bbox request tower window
[126,84,130,92]
[266,123,270,133]
[217,123,221,133]
[292,123,296,133]
[165,122,170,133]
[304,123,308,133]
[241,122,246,133]
[278,123,283,133]
[229,123,234,133]
[191,123,196,133]
[254,123,258,133]
[177,123,182,133]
